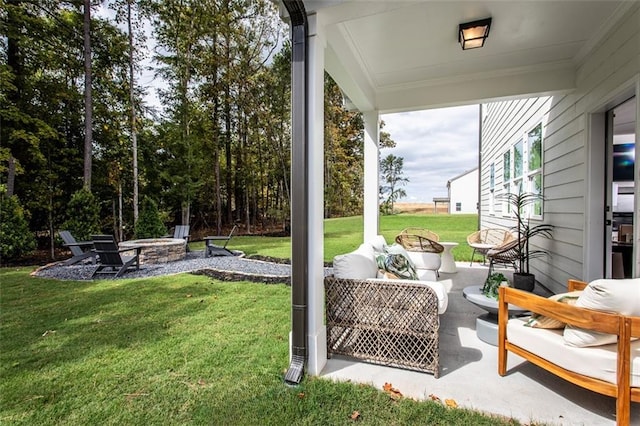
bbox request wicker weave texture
[395,227,444,253]
[325,276,440,377]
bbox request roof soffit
[314,1,630,112]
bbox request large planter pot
[513,272,535,292]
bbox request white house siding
[480,3,640,294]
[448,169,478,214]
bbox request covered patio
[279,0,640,423]
[322,263,639,425]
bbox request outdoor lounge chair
[164,224,190,251]
[59,230,96,265]
[204,225,237,257]
[91,235,141,278]
[485,238,520,277]
[395,227,444,253]
[466,228,514,266]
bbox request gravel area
[33,251,334,285]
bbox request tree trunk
[6,1,20,196]
[118,182,123,241]
[83,0,93,190]
[181,203,189,226]
[127,0,139,222]
[6,157,16,196]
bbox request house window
[502,151,510,215]
[456,202,462,212]
[489,163,495,214]
[502,122,544,219]
[528,123,543,216]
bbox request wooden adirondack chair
[204,225,238,257]
[91,235,141,278]
[165,225,190,251]
[59,230,96,265]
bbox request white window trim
[501,122,544,220]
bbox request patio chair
[485,238,520,277]
[395,227,444,253]
[164,224,190,251]
[466,228,515,266]
[91,235,141,278]
[204,225,237,257]
[59,230,96,266]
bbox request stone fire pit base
[119,238,187,264]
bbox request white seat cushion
[407,251,442,270]
[509,317,640,387]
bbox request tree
[324,74,364,218]
[134,196,166,238]
[83,0,93,189]
[0,191,36,261]
[61,189,100,242]
[379,154,408,214]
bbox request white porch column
[363,110,380,242]
[305,14,327,376]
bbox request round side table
[439,241,458,273]
[462,285,529,346]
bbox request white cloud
[381,105,479,203]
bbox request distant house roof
[447,168,478,188]
[433,197,450,203]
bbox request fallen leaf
[428,393,441,403]
[444,399,458,408]
[350,410,361,420]
[197,379,206,386]
[297,392,305,399]
[382,382,403,400]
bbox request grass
[1,267,522,425]
[192,213,479,263]
[2,214,522,424]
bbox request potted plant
[482,272,509,300]
[503,192,553,291]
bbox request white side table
[439,241,458,273]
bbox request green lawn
[1,267,523,425]
[2,214,524,425]
[193,213,479,263]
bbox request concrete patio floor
[320,263,640,426]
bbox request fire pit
[119,238,187,264]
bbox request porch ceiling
[305,0,633,113]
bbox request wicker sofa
[325,235,450,377]
[498,279,640,425]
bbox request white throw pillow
[563,278,640,347]
[332,244,378,280]
[369,235,387,253]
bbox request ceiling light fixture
[458,18,492,50]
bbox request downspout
[283,0,308,386]
[477,104,483,229]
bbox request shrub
[134,197,166,238]
[0,191,36,261]
[61,189,100,241]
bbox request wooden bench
[498,280,640,425]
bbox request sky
[380,105,480,203]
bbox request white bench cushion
[508,317,640,387]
